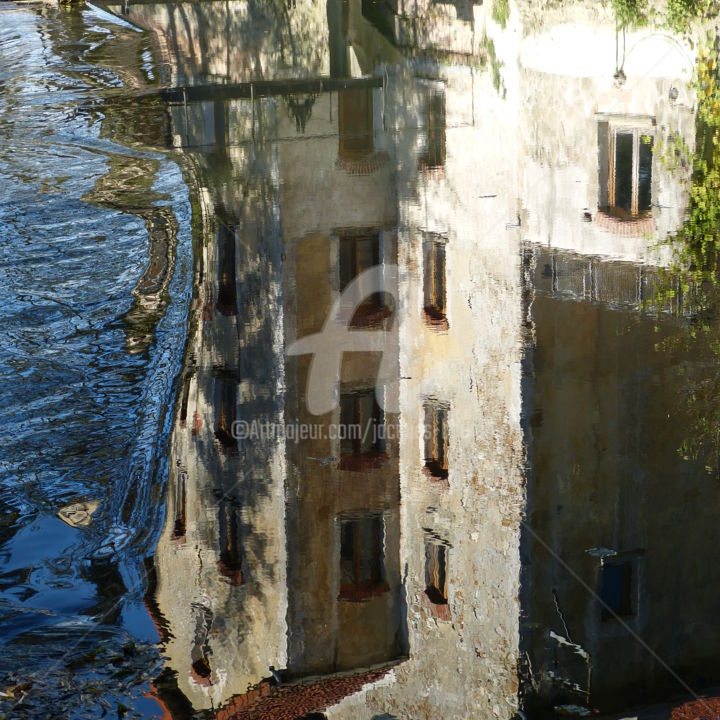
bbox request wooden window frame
[598,117,654,220]
[338,87,374,161]
[423,401,449,480]
[424,534,451,620]
[217,501,243,584]
[421,90,446,170]
[338,231,392,327]
[214,372,239,455]
[423,237,448,329]
[339,388,386,470]
[339,514,389,601]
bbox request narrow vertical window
[217,501,243,584]
[178,372,192,428]
[339,232,380,291]
[190,604,213,685]
[339,515,388,600]
[423,401,449,480]
[423,238,447,327]
[339,388,385,469]
[339,231,390,326]
[423,90,446,169]
[600,560,633,620]
[172,469,187,539]
[424,538,449,605]
[338,87,374,160]
[216,225,237,316]
[214,374,238,454]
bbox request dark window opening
[179,373,192,428]
[423,239,447,327]
[339,232,391,326]
[421,91,446,169]
[213,99,229,158]
[424,402,449,480]
[339,388,385,469]
[600,560,633,620]
[599,122,653,220]
[425,539,448,605]
[216,225,237,316]
[214,375,238,454]
[339,515,388,600]
[218,502,243,584]
[338,87,374,160]
[190,604,213,686]
[172,470,187,539]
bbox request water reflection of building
[100,0,720,716]
[518,9,695,263]
[519,244,720,715]
[515,7,720,716]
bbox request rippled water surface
[2,0,720,718]
[0,4,192,716]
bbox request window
[598,120,653,219]
[339,388,385,469]
[421,90,446,170]
[179,372,192,428]
[600,560,633,620]
[423,237,447,327]
[423,401,449,480]
[338,87,374,160]
[339,515,388,600]
[339,231,390,326]
[217,501,243,583]
[216,225,237,316]
[340,232,380,291]
[172,469,187,539]
[213,99,228,154]
[190,603,213,685]
[424,538,449,605]
[214,374,238,454]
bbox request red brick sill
[594,209,655,238]
[422,464,449,488]
[217,559,243,585]
[338,452,387,471]
[422,307,449,331]
[338,581,390,602]
[424,592,451,621]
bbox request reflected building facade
[102,0,720,717]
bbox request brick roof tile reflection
[215,667,392,720]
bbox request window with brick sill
[178,372,192,429]
[419,90,446,173]
[172,469,187,540]
[339,388,386,471]
[598,119,653,222]
[217,501,243,585]
[423,401,449,482]
[214,372,239,456]
[190,604,213,686]
[424,536,451,620]
[423,238,448,330]
[339,515,388,601]
[338,87,374,161]
[339,231,392,328]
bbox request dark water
[1,0,720,718]
[0,4,192,716]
